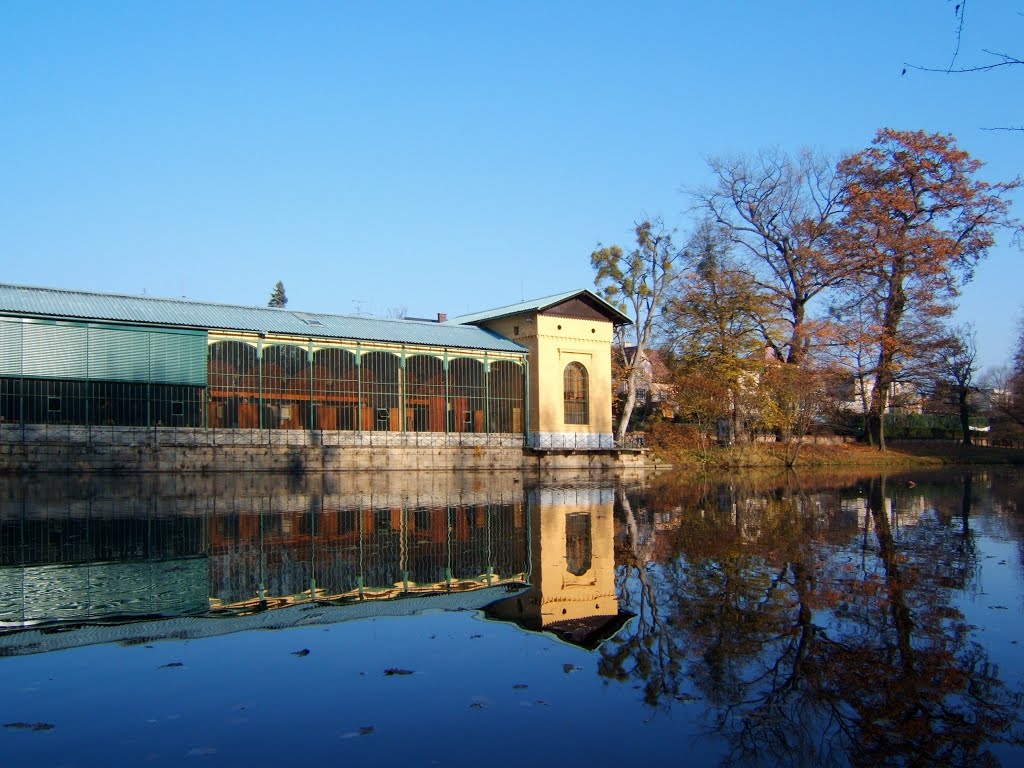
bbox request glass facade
[0,317,526,435]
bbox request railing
[526,432,617,451]
[992,438,1024,450]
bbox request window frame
[563,362,589,425]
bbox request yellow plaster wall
[479,313,614,436]
[533,315,613,434]
[534,498,617,625]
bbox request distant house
[613,347,674,420]
[835,375,923,415]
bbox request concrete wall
[0,425,653,475]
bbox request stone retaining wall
[0,425,652,475]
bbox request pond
[1,468,1022,766]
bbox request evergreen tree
[268,281,287,308]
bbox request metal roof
[0,283,527,354]
[448,289,632,326]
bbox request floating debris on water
[3,722,55,731]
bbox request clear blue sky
[1,1,1020,368]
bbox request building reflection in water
[0,473,530,638]
[0,473,635,654]
[486,486,631,648]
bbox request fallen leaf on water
[291,649,311,657]
[4,722,55,731]
[159,662,184,669]
[562,664,580,673]
[384,668,414,676]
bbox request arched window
[565,512,593,576]
[563,362,589,425]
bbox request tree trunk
[868,271,906,452]
[616,365,637,445]
[867,375,889,451]
[868,476,915,674]
[786,297,808,366]
[959,390,972,447]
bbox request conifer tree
[268,281,287,308]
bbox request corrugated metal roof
[448,289,632,326]
[0,284,526,354]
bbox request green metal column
[523,356,530,447]
[399,346,407,433]
[257,338,264,431]
[357,498,365,597]
[309,340,315,432]
[84,327,90,427]
[18,322,24,429]
[356,343,362,434]
[483,354,490,434]
[443,350,450,435]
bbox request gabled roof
[448,289,632,326]
[0,283,527,354]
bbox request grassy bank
[649,440,1024,469]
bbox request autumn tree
[592,219,682,443]
[692,148,846,366]
[268,281,288,308]
[835,128,1021,450]
[662,220,773,443]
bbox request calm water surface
[1,469,1023,767]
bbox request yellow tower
[449,290,630,449]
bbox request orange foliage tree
[836,128,1021,450]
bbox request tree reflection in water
[600,472,1024,767]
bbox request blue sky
[1,1,1021,368]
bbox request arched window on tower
[563,362,589,425]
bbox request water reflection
[0,472,528,637]
[605,470,1024,766]
[487,487,631,648]
[2,469,1023,766]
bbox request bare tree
[691,148,847,366]
[904,1,1024,131]
[933,325,980,446]
[592,219,682,442]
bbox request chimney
[437,312,448,323]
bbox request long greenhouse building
[0,283,631,461]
